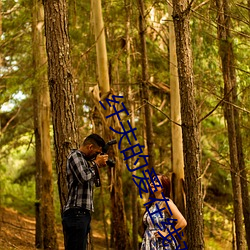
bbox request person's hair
[142,173,171,235]
[83,134,105,148]
[146,173,171,209]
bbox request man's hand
[94,154,108,167]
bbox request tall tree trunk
[0,0,3,228]
[43,0,78,210]
[100,184,109,250]
[172,1,204,249]
[92,2,111,248]
[216,0,246,248]
[137,0,155,171]
[235,111,250,248]
[33,1,43,246]
[92,1,129,249]
[168,3,186,217]
[32,1,58,249]
[0,0,2,67]
[111,151,129,250]
[130,105,138,250]
[92,0,109,94]
[249,0,250,26]
[125,0,138,248]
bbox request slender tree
[92,0,109,95]
[125,0,138,248]
[92,2,111,248]
[0,0,2,226]
[172,0,204,249]
[137,0,155,171]
[235,112,250,248]
[168,3,186,217]
[43,0,78,210]
[0,0,2,67]
[92,1,129,249]
[32,1,58,249]
[216,0,246,248]
[249,0,250,25]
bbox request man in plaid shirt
[62,134,108,250]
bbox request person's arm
[89,160,101,187]
[69,151,108,184]
[68,151,96,183]
[154,200,187,238]
[167,200,187,233]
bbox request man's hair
[83,134,105,148]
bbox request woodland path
[0,207,107,250]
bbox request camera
[93,139,117,187]
[101,139,117,168]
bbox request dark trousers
[62,208,91,250]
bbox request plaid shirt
[64,149,97,212]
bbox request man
[62,134,108,250]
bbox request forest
[0,0,249,249]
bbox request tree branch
[192,0,210,12]
[1,107,21,135]
[2,4,20,16]
[143,99,182,127]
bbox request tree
[172,0,204,249]
[43,0,78,210]
[235,110,250,248]
[92,0,109,95]
[32,0,58,249]
[137,0,155,171]
[216,0,247,248]
[125,0,138,248]
[168,3,185,217]
[91,1,129,249]
[0,0,2,67]
[91,1,110,249]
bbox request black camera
[93,139,117,187]
[101,139,117,168]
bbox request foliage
[0,141,35,216]
[0,0,249,248]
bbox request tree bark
[249,0,250,26]
[172,1,204,249]
[43,0,78,210]
[168,3,186,217]
[100,184,109,250]
[92,0,110,94]
[0,0,2,67]
[216,0,247,248]
[32,1,58,249]
[125,0,138,248]
[235,110,250,249]
[91,1,129,249]
[0,0,3,234]
[137,0,155,171]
